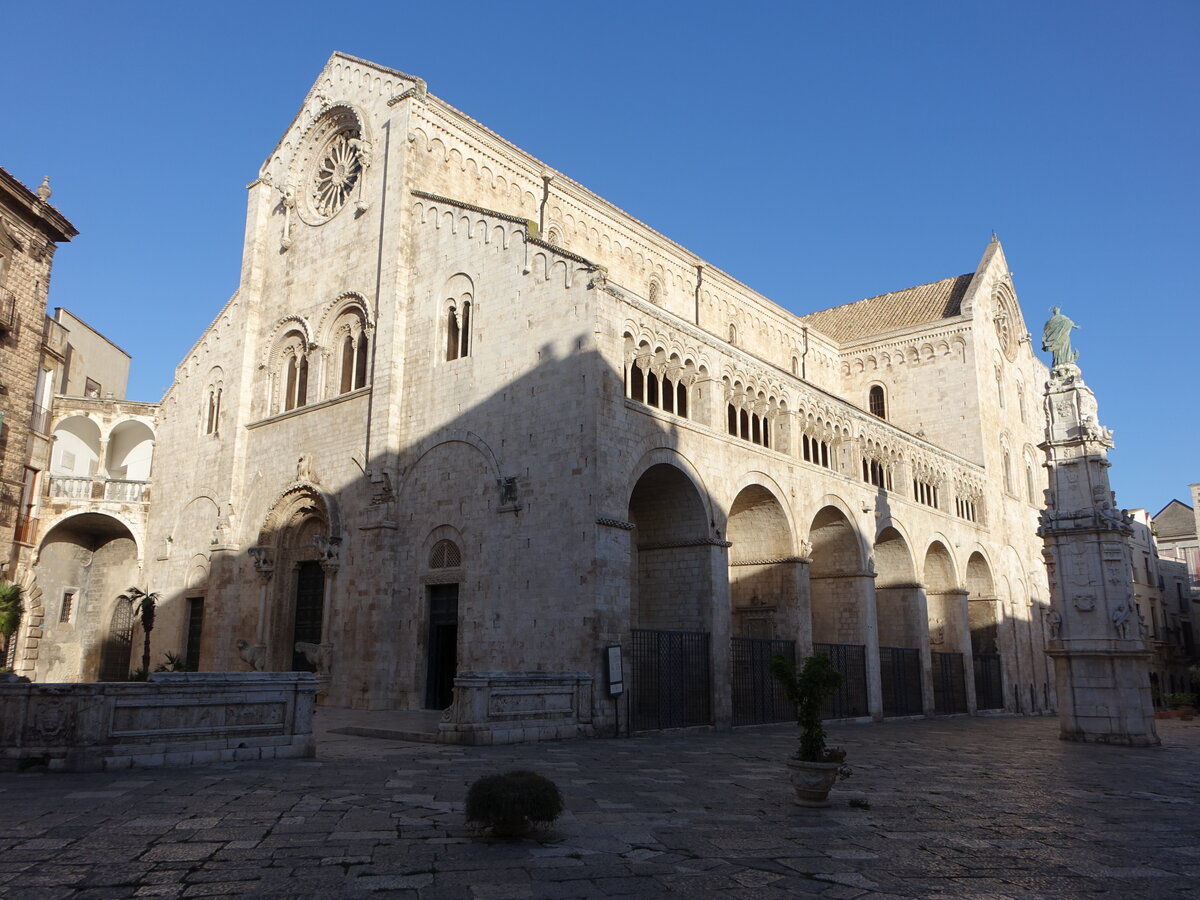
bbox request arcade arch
[627,463,717,729]
[34,512,140,682]
[727,484,796,640]
[874,526,923,716]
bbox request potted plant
[770,652,850,807]
[465,770,563,837]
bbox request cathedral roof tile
[801,273,973,344]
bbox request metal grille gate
[973,652,1004,710]
[880,646,923,716]
[812,643,868,719]
[731,637,795,726]
[629,629,711,731]
[932,651,968,714]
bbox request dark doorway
[425,584,458,709]
[184,597,205,672]
[98,599,134,681]
[291,561,324,671]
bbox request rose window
[312,133,362,219]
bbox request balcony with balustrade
[48,475,150,504]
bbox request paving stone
[0,717,1198,897]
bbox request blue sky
[3,1,1196,513]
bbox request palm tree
[0,581,23,669]
[118,587,160,676]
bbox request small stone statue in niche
[1111,602,1132,640]
[1045,608,1063,641]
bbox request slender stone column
[860,566,882,720]
[1039,361,1158,746]
[312,536,341,702]
[246,547,274,670]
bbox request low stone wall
[439,671,594,745]
[0,672,316,772]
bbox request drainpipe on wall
[539,175,552,235]
[363,118,391,473]
[800,325,810,379]
[694,264,703,326]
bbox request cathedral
[25,53,1055,742]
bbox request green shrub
[770,652,847,766]
[465,770,563,835]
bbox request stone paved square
[0,715,1197,897]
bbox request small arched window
[648,280,660,305]
[443,274,474,362]
[869,385,886,419]
[429,540,462,569]
[339,330,370,393]
[728,324,737,344]
[271,329,310,415]
[1003,451,1014,494]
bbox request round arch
[626,447,719,534]
[34,512,141,682]
[727,483,796,641]
[628,462,715,632]
[922,539,965,657]
[106,419,155,481]
[874,526,920,651]
[50,415,102,478]
[808,504,867,647]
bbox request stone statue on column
[1038,311,1158,746]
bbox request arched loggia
[807,506,869,718]
[874,527,923,716]
[966,552,1004,710]
[727,484,799,726]
[924,541,969,714]
[627,463,717,730]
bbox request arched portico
[923,540,971,714]
[807,505,872,719]
[966,551,1004,710]
[627,462,728,731]
[874,526,923,717]
[33,512,140,682]
[727,483,803,726]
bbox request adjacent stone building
[25,54,1059,740]
[0,169,76,667]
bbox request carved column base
[1047,648,1160,746]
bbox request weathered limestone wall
[0,672,316,771]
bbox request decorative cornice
[638,538,732,550]
[596,516,635,531]
[386,81,428,106]
[729,556,807,567]
[411,190,531,226]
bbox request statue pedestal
[1047,645,1159,745]
[1038,366,1158,746]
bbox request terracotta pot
[489,817,534,838]
[786,758,841,807]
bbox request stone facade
[1039,362,1158,745]
[0,169,76,668]
[1126,507,1195,697]
[28,54,1057,740]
